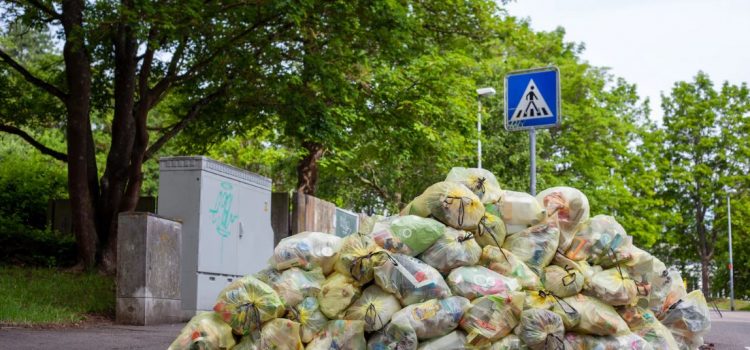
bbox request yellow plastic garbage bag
[373,253,452,305]
[498,191,545,234]
[318,272,361,319]
[524,290,557,310]
[344,285,402,332]
[543,265,584,299]
[420,227,482,274]
[588,267,638,306]
[306,320,367,350]
[405,181,485,230]
[502,220,560,274]
[417,330,468,350]
[488,334,526,350]
[517,309,565,350]
[563,294,630,336]
[334,234,388,285]
[271,231,342,275]
[168,312,236,350]
[617,306,681,350]
[389,296,471,340]
[481,246,542,291]
[536,187,590,252]
[660,290,711,350]
[233,336,258,350]
[259,318,303,350]
[445,167,503,204]
[474,213,507,249]
[254,267,324,307]
[367,320,419,350]
[565,215,628,263]
[459,292,525,347]
[288,296,328,343]
[447,266,520,301]
[649,267,687,318]
[371,215,445,256]
[213,275,285,336]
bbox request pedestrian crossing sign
[505,67,561,130]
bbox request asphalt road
[1,311,749,349]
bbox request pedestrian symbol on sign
[510,79,553,121]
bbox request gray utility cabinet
[158,156,274,317]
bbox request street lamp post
[476,87,496,169]
[727,187,737,311]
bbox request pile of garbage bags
[169,167,711,350]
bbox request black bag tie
[538,290,578,316]
[561,265,578,287]
[474,177,487,197]
[457,232,475,243]
[443,195,472,227]
[544,333,566,350]
[239,302,262,341]
[364,302,386,331]
[350,250,399,282]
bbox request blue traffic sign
[504,67,561,130]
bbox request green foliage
[0,266,114,324]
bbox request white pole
[728,192,735,311]
[478,98,482,169]
[530,128,536,196]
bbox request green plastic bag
[445,167,503,204]
[459,292,525,347]
[371,215,445,256]
[254,266,324,307]
[517,309,565,350]
[168,312,236,350]
[344,285,402,332]
[307,320,367,350]
[389,296,471,340]
[447,266,520,301]
[536,187,590,252]
[318,272,361,319]
[406,181,486,230]
[481,246,542,291]
[373,253,452,306]
[213,275,285,336]
[420,227,481,274]
[502,220,560,275]
[288,296,328,343]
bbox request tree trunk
[296,141,324,195]
[61,0,98,269]
[701,256,711,297]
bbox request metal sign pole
[529,128,536,196]
[728,192,735,311]
[478,98,482,169]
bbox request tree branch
[0,48,67,101]
[0,124,67,161]
[143,85,229,161]
[7,0,61,19]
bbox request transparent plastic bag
[445,167,503,204]
[368,321,418,350]
[564,294,630,336]
[447,266,520,301]
[543,265,583,298]
[371,215,445,256]
[489,334,527,350]
[459,292,525,346]
[660,290,711,350]
[233,336,258,350]
[474,213,507,249]
[518,309,565,350]
[588,267,638,306]
[389,296,471,340]
[502,220,560,275]
[417,330,468,350]
[630,308,680,350]
[318,272,361,319]
[254,267,324,307]
[536,187,590,252]
[213,275,285,336]
[498,191,545,233]
[271,232,342,274]
[168,312,236,350]
[259,318,303,350]
[288,296,328,343]
[406,181,485,230]
[334,234,388,285]
[306,320,367,350]
[420,227,481,274]
[481,246,542,291]
[565,215,628,263]
[344,285,402,332]
[373,253,452,305]
[649,267,687,318]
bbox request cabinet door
[196,273,237,311]
[198,172,239,275]
[236,184,274,276]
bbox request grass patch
[709,298,750,311]
[0,266,114,325]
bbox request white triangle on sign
[510,79,553,121]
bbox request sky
[504,0,750,122]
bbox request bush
[0,216,76,267]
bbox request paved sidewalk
[0,323,184,350]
